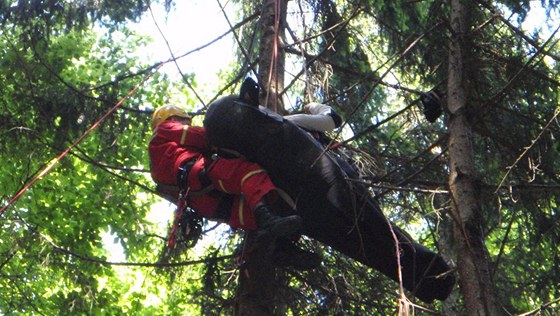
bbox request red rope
[273,0,280,113]
[167,189,189,249]
[264,0,281,112]
[0,64,163,217]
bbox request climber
[148,105,302,241]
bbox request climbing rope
[0,63,163,217]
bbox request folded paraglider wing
[203,95,456,303]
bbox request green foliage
[0,0,169,39]
[1,0,560,314]
[0,5,184,313]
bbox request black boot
[254,205,302,238]
[271,240,322,271]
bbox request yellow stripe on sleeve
[240,169,266,187]
[180,125,188,145]
[218,180,231,193]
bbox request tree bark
[447,0,502,315]
[234,1,288,315]
[234,234,278,316]
[258,0,287,113]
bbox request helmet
[152,105,191,130]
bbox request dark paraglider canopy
[204,94,456,303]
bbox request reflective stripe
[240,169,265,187]
[238,196,245,226]
[180,125,188,145]
[217,180,230,193]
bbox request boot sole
[257,215,302,240]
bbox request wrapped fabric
[204,95,455,303]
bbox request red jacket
[149,120,277,230]
[149,120,208,186]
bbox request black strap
[328,110,343,128]
[198,168,212,188]
[177,160,196,190]
[154,183,180,203]
[176,158,217,197]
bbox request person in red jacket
[149,105,302,238]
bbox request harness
[159,155,234,249]
[177,160,215,195]
[155,160,211,200]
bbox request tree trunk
[447,1,502,315]
[234,0,288,315]
[258,0,287,113]
[234,234,278,316]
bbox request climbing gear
[175,159,214,196]
[152,105,192,130]
[177,160,196,190]
[153,159,213,203]
[178,208,203,248]
[167,190,203,249]
[254,205,302,238]
[420,89,443,123]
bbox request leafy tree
[1,0,560,315]
[0,1,185,314]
